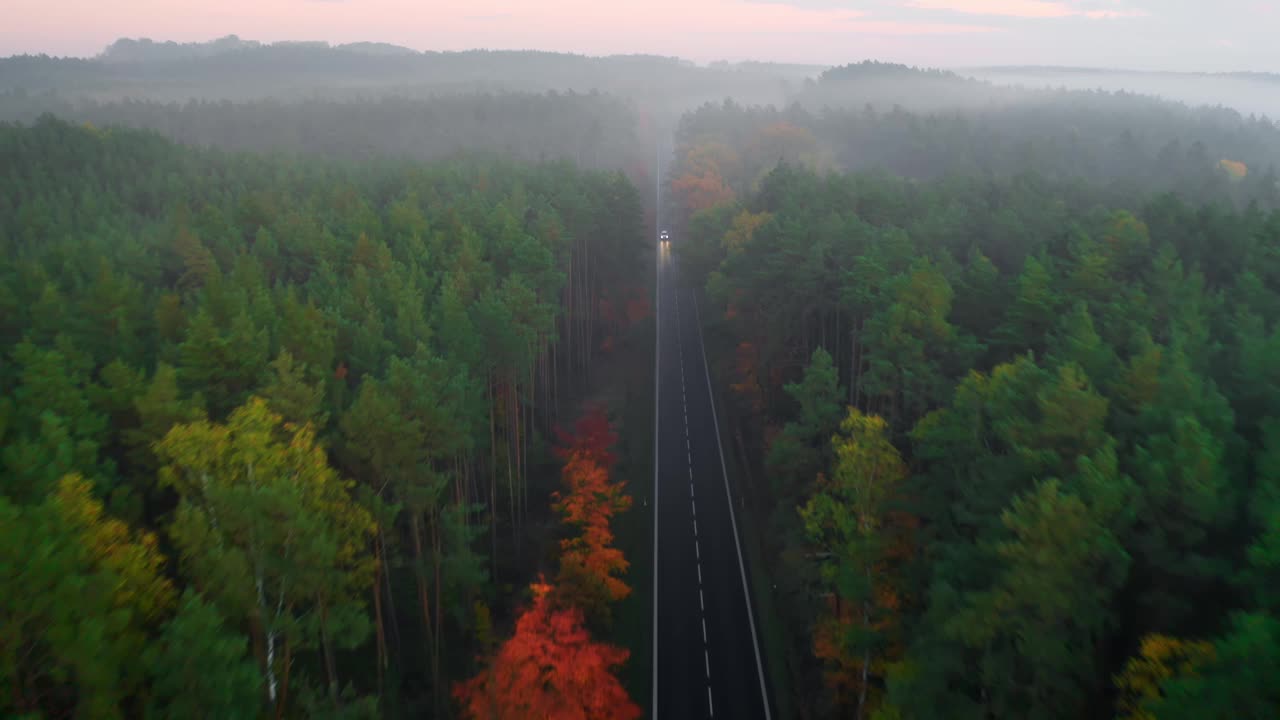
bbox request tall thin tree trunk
[320,601,340,704]
[257,573,278,705]
[372,533,387,696]
[409,512,435,688]
[524,361,533,524]
[250,601,267,706]
[275,636,293,720]
[857,622,870,719]
[379,526,401,662]
[488,377,499,582]
[431,508,444,720]
[506,379,517,551]
[564,255,574,378]
[857,563,873,720]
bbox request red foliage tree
[454,582,642,720]
[552,407,632,612]
[553,405,619,470]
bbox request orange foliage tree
[454,582,642,720]
[672,142,738,215]
[552,407,633,617]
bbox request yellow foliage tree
[1114,633,1215,720]
[723,210,772,256]
[800,408,913,720]
[157,397,376,711]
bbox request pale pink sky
[2,0,1276,71]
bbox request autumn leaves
[157,398,376,711]
[453,582,639,720]
[552,407,635,617]
[454,407,642,720]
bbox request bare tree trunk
[506,378,517,551]
[274,636,293,720]
[431,508,444,720]
[249,598,268,706]
[858,641,870,719]
[320,601,340,705]
[487,377,498,583]
[524,361,533,525]
[857,564,873,720]
[372,534,387,696]
[379,526,401,663]
[409,512,435,689]
[564,255,574,379]
[257,573,278,706]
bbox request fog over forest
[3,28,1280,720]
[962,67,1280,121]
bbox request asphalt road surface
[653,243,771,720]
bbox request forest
[4,36,1280,718]
[0,116,651,718]
[668,70,1280,718]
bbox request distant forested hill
[669,63,1280,222]
[0,92,651,175]
[0,36,814,108]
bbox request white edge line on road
[651,162,661,720]
[693,293,774,720]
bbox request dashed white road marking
[702,618,708,643]
[692,499,696,517]
[696,541,700,561]
[697,564,702,584]
[700,588,704,611]
[708,687,715,717]
[692,294,772,720]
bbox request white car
[659,230,670,243]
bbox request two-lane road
[653,242,771,720]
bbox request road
[652,239,772,720]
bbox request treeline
[671,68,1280,219]
[0,116,647,717]
[0,92,649,175]
[675,153,1280,717]
[0,39,809,108]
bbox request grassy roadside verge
[693,292,795,720]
